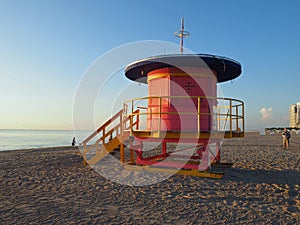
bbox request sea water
[0,129,92,151]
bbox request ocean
[0,129,93,151]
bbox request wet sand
[0,135,299,224]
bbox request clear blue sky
[0,0,299,131]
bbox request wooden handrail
[83,109,140,146]
[82,109,123,145]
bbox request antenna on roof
[174,16,190,54]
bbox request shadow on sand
[224,167,300,186]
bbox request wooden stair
[82,109,139,166]
[87,133,129,165]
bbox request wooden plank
[124,164,224,179]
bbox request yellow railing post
[102,129,106,144]
[158,97,162,137]
[136,112,140,130]
[83,144,87,166]
[120,113,122,135]
[242,102,245,132]
[218,101,221,131]
[235,105,238,131]
[130,100,134,136]
[229,99,232,137]
[198,97,201,133]
[131,99,134,115]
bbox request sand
[0,135,299,224]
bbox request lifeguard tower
[82,18,244,178]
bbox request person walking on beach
[282,128,290,149]
[72,137,76,146]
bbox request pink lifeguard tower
[82,18,244,178]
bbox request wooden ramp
[124,164,224,179]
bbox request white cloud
[259,107,273,123]
[250,107,289,131]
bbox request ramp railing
[82,109,140,165]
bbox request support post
[162,141,167,157]
[215,141,221,163]
[130,141,134,164]
[120,143,125,163]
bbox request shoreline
[1,135,299,224]
[0,145,79,153]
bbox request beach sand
[1,135,299,224]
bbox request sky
[0,0,299,132]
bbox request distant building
[289,102,300,128]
